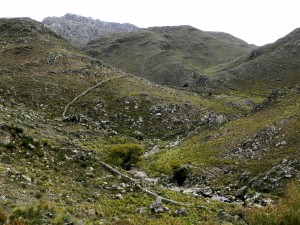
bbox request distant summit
[42,13,139,46]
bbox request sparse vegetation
[0,17,299,225]
[246,181,300,225]
[84,25,254,89]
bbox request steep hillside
[207,27,300,94]
[0,18,299,225]
[84,25,254,88]
[0,17,264,224]
[43,13,139,46]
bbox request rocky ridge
[43,13,139,46]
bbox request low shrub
[109,143,144,170]
[172,166,188,186]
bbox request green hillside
[83,26,254,88]
[205,27,300,94]
[0,18,299,225]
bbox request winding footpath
[61,73,192,206]
[62,74,126,118]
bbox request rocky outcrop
[249,158,300,192]
[201,111,227,128]
[43,14,139,46]
[222,125,286,159]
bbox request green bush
[0,209,7,224]
[109,143,144,170]
[172,166,188,186]
[9,206,43,225]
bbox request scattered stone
[133,131,145,140]
[217,209,232,221]
[135,207,146,214]
[201,111,227,127]
[174,208,188,216]
[215,115,227,126]
[21,175,32,183]
[275,141,287,147]
[114,194,122,199]
[262,198,274,206]
[200,186,213,197]
[107,130,118,136]
[211,195,230,202]
[28,143,36,149]
[284,174,293,178]
[223,125,286,159]
[0,130,11,145]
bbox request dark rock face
[42,14,139,46]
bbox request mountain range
[0,16,299,225]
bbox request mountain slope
[208,27,300,94]
[0,18,299,225]
[0,18,260,224]
[43,13,139,46]
[83,25,255,88]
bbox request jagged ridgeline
[43,13,139,46]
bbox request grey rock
[215,114,227,126]
[235,186,248,198]
[133,131,145,140]
[28,143,36,149]
[43,14,139,46]
[217,209,232,220]
[200,186,213,197]
[284,174,293,178]
[135,207,146,214]
[150,197,164,213]
[201,112,227,127]
[174,208,188,216]
[114,194,122,199]
[0,130,11,145]
[107,130,118,136]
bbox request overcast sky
[1,0,299,46]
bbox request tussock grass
[245,181,300,225]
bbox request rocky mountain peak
[42,13,139,46]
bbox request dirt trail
[62,75,125,118]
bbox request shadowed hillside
[84,25,255,88]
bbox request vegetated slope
[1,18,299,224]
[84,25,255,88]
[0,18,263,224]
[141,28,300,222]
[43,13,139,46]
[209,27,300,94]
[0,18,253,140]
